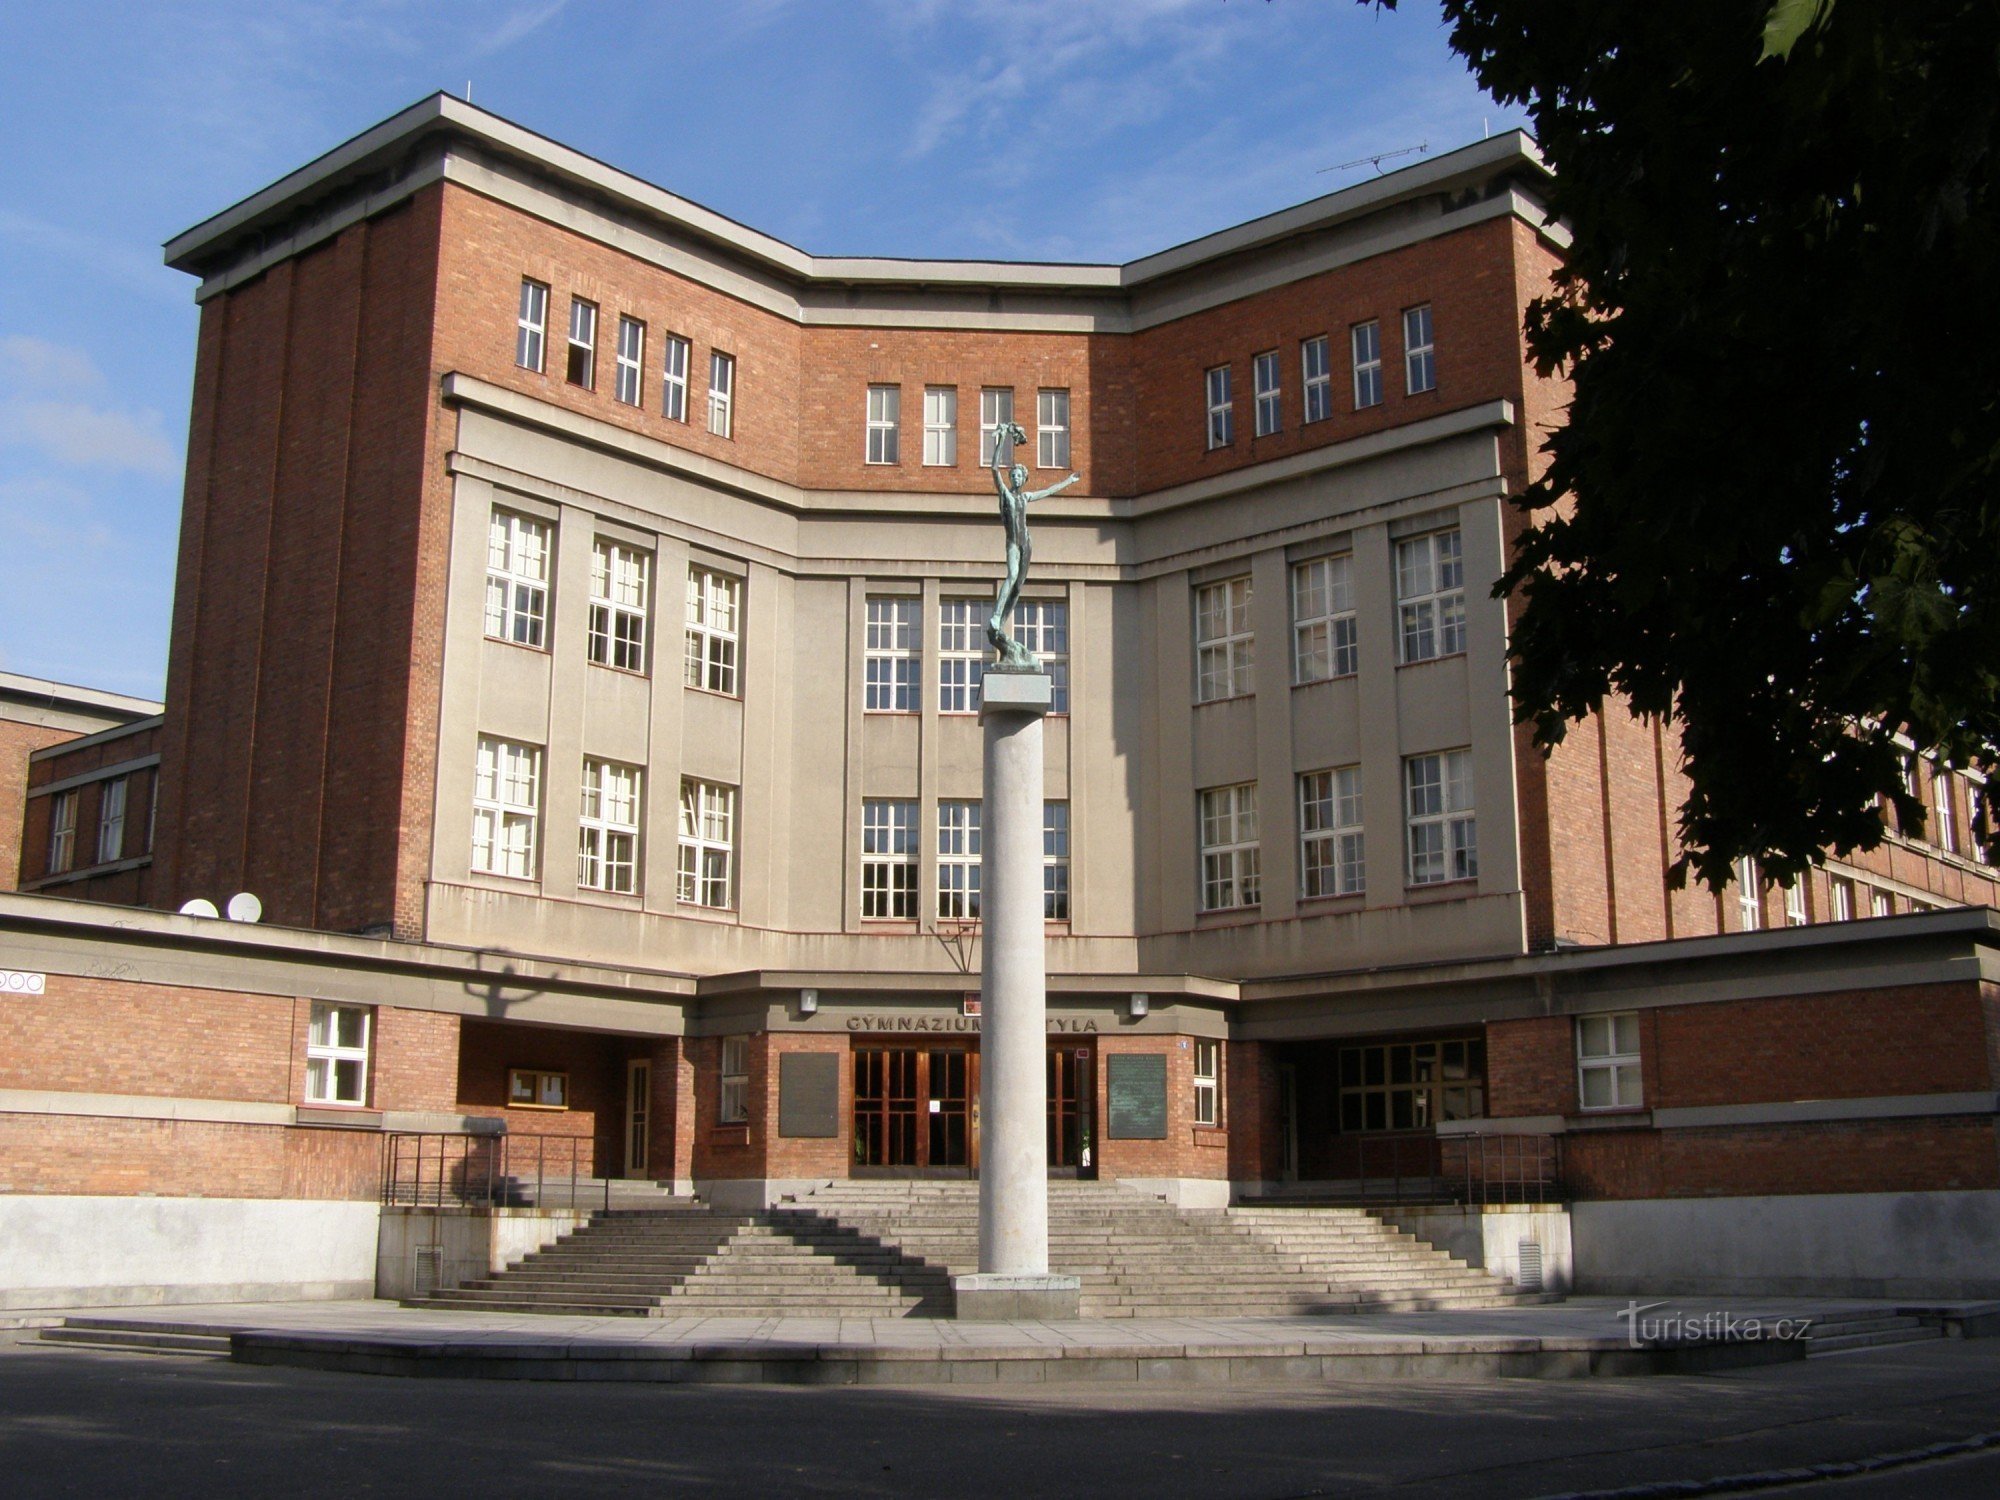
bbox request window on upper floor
[566,297,597,389]
[1830,875,1855,921]
[979,387,1015,466]
[1194,576,1254,702]
[1934,766,1959,855]
[588,540,650,674]
[578,758,641,896]
[1734,855,1762,930]
[937,799,982,920]
[1352,320,1383,409]
[1577,1013,1642,1110]
[47,789,77,875]
[924,386,958,466]
[472,736,542,880]
[662,334,690,422]
[866,384,901,464]
[938,598,986,713]
[1784,880,1808,926]
[678,779,736,910]
[1253,351,1281,437]
[1299,767,1364,899]
[865,596,921,712]
[1292,554,1357,683]
[1199,783,1260,912]
[1014,598,1070,712]
[1194,1038,1222,1127]
[307,1002,372,1106]
[708,351,735,438]
[861,799,919,919]
[96,777,127,865]
[485,509,550,650]
[1406,749,1476,885]
[615,315,645,406]
[1404,304,1436,394]
[1205,365,1233,449]
[1301,335,1331,424]
[1396,528,1465,663]
[516,279,548,372]
[1044,801,1071,921]
[1870,886,1894,917]
[684,566,741,696]
[1037,388,1070,469]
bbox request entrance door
[625,1058,651,1179]
[1047,1044,1097,1178]
[1278,1062,1299,1182]
[854,1047,976,1174]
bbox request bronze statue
[987,420,1079,669]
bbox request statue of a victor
[986,421,1079,669]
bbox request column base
[951,1272,1081,1321]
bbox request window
[1734,856,1762,930]
[485,510,550,649]
[662,334,690,421]
[516,279,548,371]
[47,789,77,875]
[1194,1039,1221,1127]
[708,351,734,437]
[1934,767,1958,854]
[589,540,650,673]
[1199,783,1260,911]
[1784,880,1808,927]
[1301,336,1331,424]
[719,1036,749,1124]
[472,737,542,879]
[1299,767,1364,898]
[1338,1038,1485,1131]
[1830,876,1854,922]
[1292,554,1357,682]
[1404,304,1436,394]
[578,759,641,895]
[979,387,1015,466]
[865,597,921,712]
[1205,365,1233,449]
[507,1068,570,1109]
[938,598,986,713]
[306,1002,371,1106]
[1014,598,1069,712]
[1194,576,1254,702]
[1406,750,1476,885]
[684,566,740,695]
[923,386,957,466]
[1252,351,1280,436]
[1871,888,1894,918]
[1037,388,1070,469]
[614,315,645,406]
[861,799,919,918]
[1577,1013,1642,1110]
[866,384,901,464]
[677,779,736,909]
[937,800,982,919]
[1044,801,1071,920]
[1396,528,1465,662]
[96,777,128,865]
[566,297,597,388]
[1352,320,1383,408]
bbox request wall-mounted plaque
[778,1053,840,1138]
[1106,1053,1168,1139]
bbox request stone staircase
[1804,1309,1945,1357]
[409,1179,1546,1319]
[37,1319,232,1357]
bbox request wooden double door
[852,1042,1096,1177]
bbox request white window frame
[1577,1013,1642,1110]
[1301,335,1331,424]
[861,799,919,919]
[1014,598,1069,713]
[865,596,922,712]
[516,279,548,372]
[47,788,77,875]
[979,387,1015,466]
[1934,766,1958,854]
[589,540,650,673]
[614,314,645,406]
[684,567,741,696]
[485,509,551,649]
[96,776,127,865]
[1037,387,1070,469]
[1199,783,1261,912]
[677,778,736,910]
[1404,304,1435,394]
[1830,876,1854,922]
[1352,320,1383,409]
[472,736,542,880]
[578,759,642,895]
[865,384,901,465]
[1194,576,1255,702]
[937,800,982,920]
[719,1035,749,1123]
[306,1001,371,1106]
[1299,767,1364,898]
[1205,365,1233,449]
[708,350,734,438]
[1397,528,1466,663]
[1193,1038,1221,1127]
[923,386,958,467]
[566,297,597,388]
[938,598,986,713]
[662,334,690,422]
[1044,800,1071,921]
[1406,750,1476,886]
[1252,350,1281,437]
[1734,856,1763,930]
[1292,554,1357,683]
[1784,880,1807,927]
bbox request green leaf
[1760,0,1835,62]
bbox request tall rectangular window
[614,315,645,406]
[979,387,1015,466]
[1830,876,1855,922]
[708,351,734,437]
[865,597,921,712]
[96,777,128,865]
[1397,528,1465,662]
[1194,576,1254,702]
[1404,304,1436,394]
[1199,783,1260,911]
[719,1036,749,1123]
[938,599,986,713]
[578,759,641,895]
[866,384,901,464]
[923,386,958,466]
[589,540,650,673]
[1301,335,1331,424]
[566,297,597,388]
[1193,1039,1221,1127]
[1044,801,1071,920]
[1252,350,1281,436]
[306,1002,371,1106]
[1784,880,1807,927]
[1734,856,1762,930]
[937,800,982,919]
[1871,887,1894,918]
[1299,767,1364,898]
[1352,320,1383,408]
[861,799,919,919]
[1014,598,1069,713]
[684,567,740,696]
[1406,750,1476,885]
[516,279,548,371]
[1037,387,1071,469]
[662,334,690,421]
[1934,767,1958,854]
[678,779,736,909]
[1205,365,1233,449]
[1577,1013,1642,1110]
[1292,554,1357,682]
[472,737,541,879]
[47,789,77,875]
[484,510,550,649]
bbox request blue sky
[0,0,1521,701]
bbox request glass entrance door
[624,1058,651,1179]
[1047,1043,1096,1177]
[854,1047,976,1174]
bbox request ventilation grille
[1516,1239,1544,1292]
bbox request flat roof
[0,671,163,722]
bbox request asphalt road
[2,1334,1997,1499]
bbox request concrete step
[38,1323,233,1357]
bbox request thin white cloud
[474,0,569,58]
[0,400,180,480]
[0,477,119,552]
[0,335,105,395]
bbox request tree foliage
[1369,0,2000,888]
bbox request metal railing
[381,1131,609,1214]
[1439,1130,1564,1206]
[1344,1132,1446,1204]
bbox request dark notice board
[778,1053,840,1137]
[1106,1053,1168,1139]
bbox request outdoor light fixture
[1128,993,1149,1018]
[798,988,819,1016]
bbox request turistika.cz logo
[1617,1300,1816,1349]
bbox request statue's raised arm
[984,422,1077,670]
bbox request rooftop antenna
[466,80,473,103]
[1319,142,1429,177]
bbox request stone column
[953,670,1081,1319]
